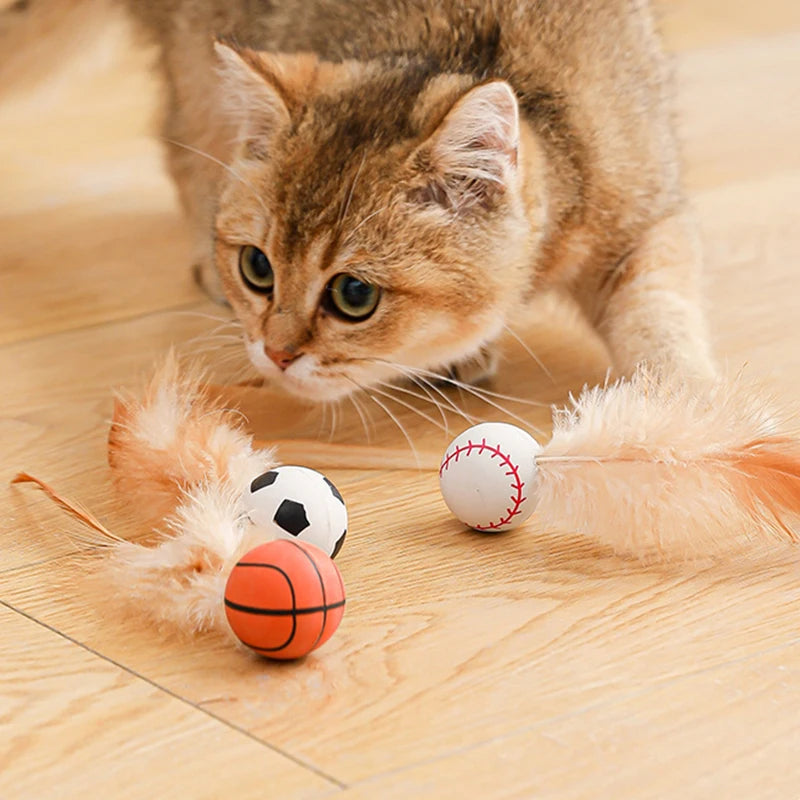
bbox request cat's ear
[213,42,304,157]
[415,80,520,210]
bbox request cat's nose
[264,347,300,371]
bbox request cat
[4,0,716,401]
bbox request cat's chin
[272,373,355,403]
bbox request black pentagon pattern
[250,470,279,493]
[331,529,347,559]
[273,499,310,536]
[323,476,345,505]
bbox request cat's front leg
[586,212,717,381]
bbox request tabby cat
[5,0,716,400]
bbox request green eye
[239,245,274,293]
[325,274,381,321]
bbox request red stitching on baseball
[440,438,527,529]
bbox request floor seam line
[0,598,348,791]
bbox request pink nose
[264,347,299,371]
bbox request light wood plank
[0,207,199,345]
[676,34,800,192]
[658,0,800,51]
[0,604,339,800]
[4,507,800,783]
[335,642,800,799]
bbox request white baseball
[439,422,541,532]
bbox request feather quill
[535,369,800,559]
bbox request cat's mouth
[245,340,358,401]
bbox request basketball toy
[224,539,346,660]
[439,422,542,532]
[244,466,348,558]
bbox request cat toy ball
[224,539,346,660]
[245,466,348,558]
[439,422,542,531]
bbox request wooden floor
[2,2,800,798]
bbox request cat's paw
[192,261,229,306]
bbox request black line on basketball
[286,540,328,651]
[237,627,318,653]
[224,599,346,616]
[227,561,297,651]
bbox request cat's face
[213,46,539,401]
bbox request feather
[108,351,274,523]
[99,354,278,634]
[535,368,800,559]
[106,482,267,636]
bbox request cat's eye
[239,245,274,293]
[324,274,381,321]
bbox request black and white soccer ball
[244,466,348,558]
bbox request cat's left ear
[415,80,520,210]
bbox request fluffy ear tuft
[416,80,520,211]
[214,41,295,158]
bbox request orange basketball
[224,539,346,660]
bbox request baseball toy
[224,539,346,660]
[245,466,348,558]
[439,422,542,531]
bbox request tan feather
[99,353,279,633]
[108,351,275,523]
[535,369,800,559]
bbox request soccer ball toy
[439,422,541,532]
[224,540,346,660]
[244,465,348,558]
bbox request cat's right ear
[214,41,293,158]
[412,80,520,212]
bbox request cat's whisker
[328,400,340,442]
[348,392,374,443]
[219,357,261,387]
[403,378,451,431]
[317,401,329,441]
[162,138,269,216]
[182,340,245,361]
[337,149,368,232]
[370,359,546,436]
[410,371,546,435]
[502,323,555,384]
[376,378,450,432]
[190,326,243,344]
[347,378,421,467]
[187,333,244,347]
[403,363,549,409]
[172,309,240,326]
[408,374,480,427]
[344,203,393,243]
[364,357,479,426]
[371,382,449,433]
